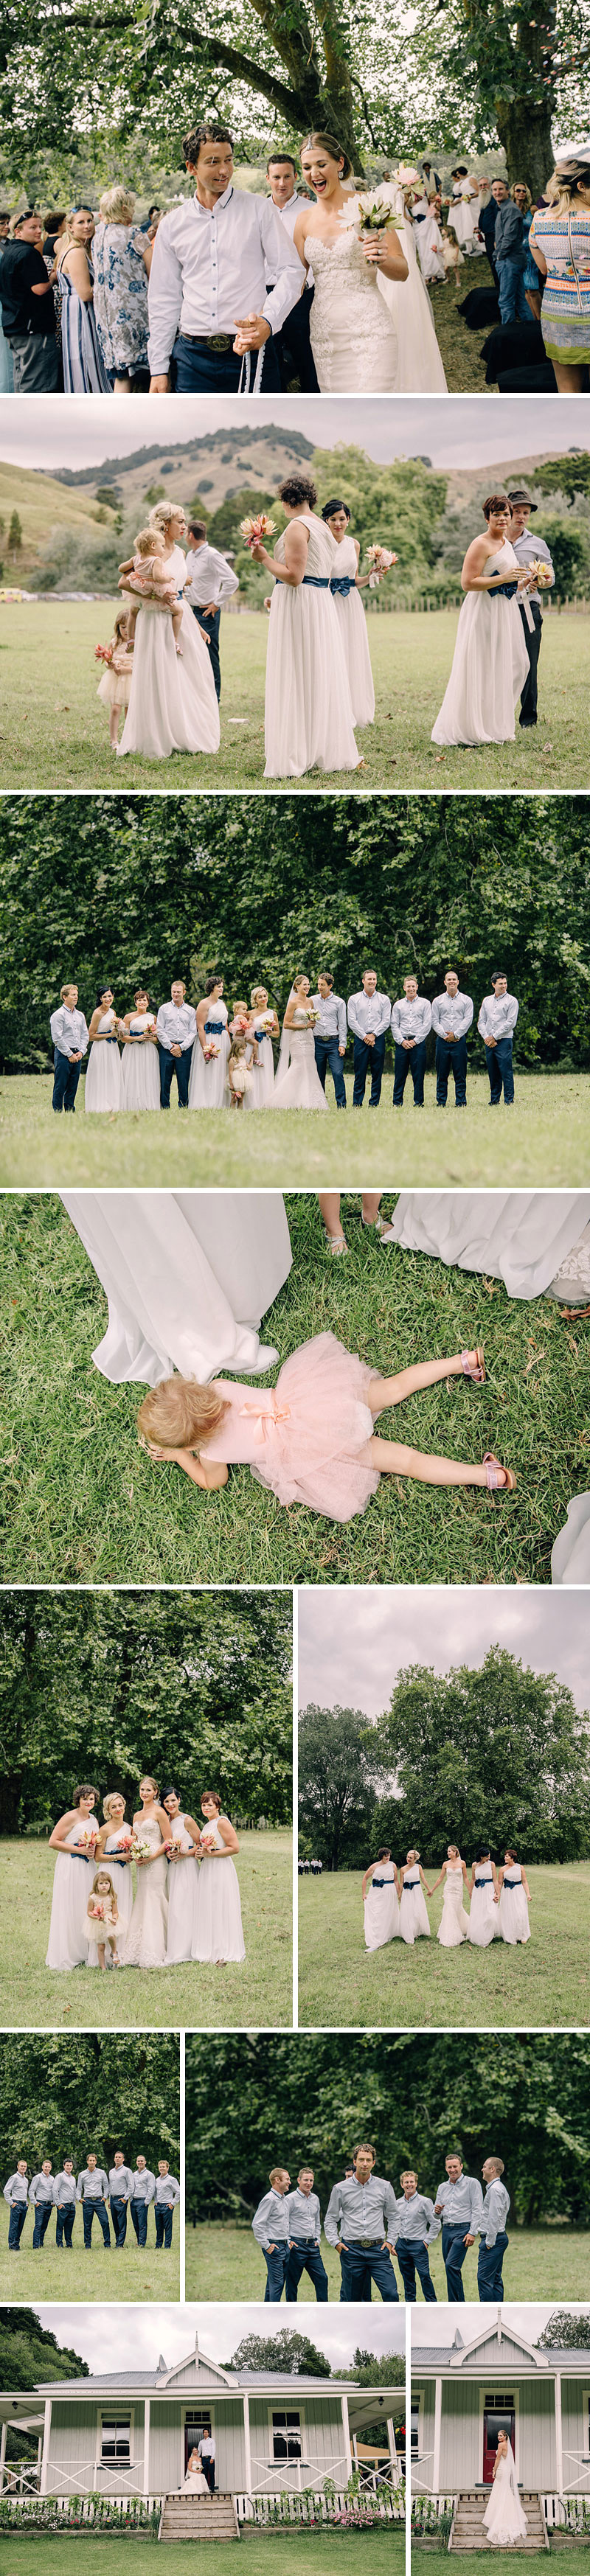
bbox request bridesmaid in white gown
[192,1793,246,1965]
[497,1850,531,1944]
[119,989,160,1111]
[272,978,330,1110]
[362,1849,400,1949]
[431,495,530,747]
[430,1846,471,1946]
[189,977,230,1109]
[250,471,360,779]
[482,2434,527,2546]
[468,1848,501,1946]
[322,499,377,725]
[245,989,280,1110]
[389,1190,590,1301]
[118,501,220,762]
[96,1792,134,1941]
[121,1778,170,1968]
[399,1852,431,1944]
[162,1787,202,1964]
[294,133,408,389]
[46,1786,99,1971]
[59,1191,293,1386]
[85,988,123,1113]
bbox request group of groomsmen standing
[4,2152,180,2249]
[251,2141,510,2304]
[313,968,519,1110]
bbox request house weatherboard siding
[412,2321,590,2513]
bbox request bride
[118,500,220,762]
[482,2434,528,2547]
[294,130,408,389]
[120,1776,169,1968]
[431,495,530,747]
[272,977,330,1110]
[181,2449,211,2497]
[430,1845,471,1947]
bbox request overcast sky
[0,392,585,476]
[297,1588,590,1722]
[412,2303,590,2349]
[19,2305,404,2376]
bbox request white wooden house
[412,2313,590,2548]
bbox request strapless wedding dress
[120,1814,168,1968]
[307,232,398,389]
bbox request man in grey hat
[508,490,555,729]
[477,972,518,1106]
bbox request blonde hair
[448,1843,459,1858]
[232,999,248,1015]
[544,159,590,217]
[91,1867,117,1898]
[406,1848,419,1865]
[113,603,131,643]
[134,526,165,557]
[292,973,309,992]
[60,981,77,999]
[99,183,136,225]
[148,498,185,535]
[103,1792,125,1820]
[229,1035,247,1063]
[251,986,268,1006]
[138,1374,229,1458]
[400,2167,417,2183]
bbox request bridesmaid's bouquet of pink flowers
[77,1822,98,1854]
[199,1828,218,1856]
[115,1828,133,1853]
[366,543,398,591]
[240,512,276,551]
[94,641,114,665]
[203,1040,221,1062]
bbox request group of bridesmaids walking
[45,1778,246,1971]
[362,1842,531,1950]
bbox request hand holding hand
[233,313,271,352]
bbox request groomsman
[49,983,88,1113]
[391,2168,440,2303]
[108,2151,134,2249]
[507,489,555,729]
[77,2153,111,2248]
[285,2165,329,2302]
[433,2152,483,2300]
[53,2161,77,2249]
[324,2142,399,2302]
[147,123,302,393]
[431,971,473,1108]
[4,2160,30,2252]
[312,973,347,1107]
[130,2154,156,2247]
[156,982,197,1108]
[390,977,431,1109]
[154,2159,181,2249]
[184,518,239,701]
[29,2160,55,2250]
[266,150,319,391]
[477,2156,510,2300]
[347,972,391,1108]
[252,2165,291,2301]
[478,972,518,1106]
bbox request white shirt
[270,188,314,286]
[311,991,347,1046]
[511,528,554,604]
[131,2165,156,2203]
[29,2172,55,2204]
[390,995,432,1043]
[52,2171,77,2204]
[198,2437,215,2460]
[252,2187,291,2247]
[287,2187,322,2243]
[50,1004,88,1059]
[392,2190,440,2244]
[347,989,391,1040]
[156,1000,197,1051]
[108,2164,134,2199]
[4,2173,29,2204]
[77,2168,109,2201]
[184,542,239,609]
[479,2179,510,2246]
[148,184,304,372]
[478,992,518,1042]
[431,989,473,1041]
[154,2173,181,2205]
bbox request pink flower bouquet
[94,641,114,665]
[366,543,398,591]
[240,512,276,551]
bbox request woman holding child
[117,500,220,761]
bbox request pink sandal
[461,1345,485,1384]
[484,1452,516,1494]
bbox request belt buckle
[208,332,232,352]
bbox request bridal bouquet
[339,187,403,237]
[240,512,276,551]
[94,641,114,666]
[131,1834,153,1862]
[366,543,398,590]
[527,559,552,588]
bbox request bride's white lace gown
[399,1867,431,1945]
[431,539,530,746]
[468,1861,501,1948]
[121,1814,168,1967]
[437,1861,471,1948]
[308,232,398,388]
[272,1008,330,1111]
[482,2444,528,2547]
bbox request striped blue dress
[57,254,112,392]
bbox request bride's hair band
[301,128,353,180]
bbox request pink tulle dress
[201,1331,380,1522]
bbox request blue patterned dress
[530,206,590,364]
[92,222,150,379]
[57,253,112,391]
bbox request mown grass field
[0,2199,177,2303]
[0,602,586,789]
[186,2218,589,2305]
[297,1864,590,2029]
[1,1192,588,1589]
[0,2533,405,2573]
[0,1834,292,2030]
[413,2555,586,2572]
[1,1072,588,1190]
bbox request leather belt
[179,332,234,350]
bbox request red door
[482,2403,515,2485]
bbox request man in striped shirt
[285,2165,328,2302]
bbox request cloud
[298,1587,590,1720]
[0,391,585,476]
[21,2304,404,2375]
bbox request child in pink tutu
[118,526,184,654]
[137,1335,515,1525]
[96,603,134,751]
[83,1868,121,1968]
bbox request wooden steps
[159,2490,240,2542]
[450,2488,549,2552]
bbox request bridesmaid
[468,1845,500,1946]
[119,987,160,1112]
[322,498,380,725]
[46,1783,99,1971]
[191,1792,246,1966]
[189,974,230,1109]
[250,470,361,779]
[162,1786,202,1964]
[121,1776,170,1968]
[96,1791,134,1941]
[362,1848,400,1949]
[85,986,123,1113]
[497,1848,532,1945]
[399,1851,432,1945]
[246,987,280,1109]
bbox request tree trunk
[495,89,554,195]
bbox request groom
[156,982,197,1109]
[433,2151,483,2300]
[148,123,303,392]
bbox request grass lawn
[430,276,489,392]
[297,1864,590,2030]
[413,2556,583,2572]
[186,2218,589,2304]
[0,1834,292,2030]
[1,1073,589,1191]
[0,2533,404,2572]
[0,2201,177,2302]
[0,601,586,790]
[1,1192,589,1588]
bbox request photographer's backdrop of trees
[1,792,589,1075]
[0,2033,180,2183]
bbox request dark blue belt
[107,1855,128,1868]
[503,1875,520,1888]
[70,1851,92,1862]
[254,1029,268,1043]
[475,1876,491,1888]
[492,579,518,599]
[330,574,354,596]
[290,2235,319,2246]
[372,1876,387,1889]
[204,1020,224,1033]
[302,574,330,588]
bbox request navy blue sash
[503,1874,520,1889]
[492,579,518,599]
[302,574,330,588]
[475,1876,491,1888]
[204,1019,224,1034]
[330,574,354,596]
[372,1876,386,1889]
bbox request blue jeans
[56,2204,75,2247]
[173,335,280,393]
[435,1034,468,1106]
[155,2204,175,2249]
[192,603,221,698]
[131,2199,148,2246]
[485,1037,514,1104]
[262,2243,288,2302]
[274,284,319,391]
[442,2224,471,2301]
[314,1035,346,1106]
[8,2203,28,2251]
[110,2196,128,2249]
[158,1041,193,1107]
[395,2237,437,2302]
[353,1032,386,1107]
[393,1037,426,1106]
[285,2239,329,2302]
[83,2199,111,2248]
[497,258,528,325]
[32,2201,53,2250]
[52,1050,81,1113]
[478,2232,508,2300]
[339,2241,398,2302]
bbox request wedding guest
[4,2161,30,2252]
[29,2160,55,2251]
[130,2154,156,2246]
[529,153,590,390]
[53,2160,77,2248]
[347,970,391,1107]
[319,1192,396,1253]
[49,982,88,1113]
[55,206,111,392]
[184,518,238,699]
[507,488,555,728]
[0,210,59,391]
[252,2167,291,2300]
[266,150,319,391]
[324,2142,399,2302]
[148,123,303,392]
[154,2159,181,2249]
[513,183,540,318]
[312,972,347,1107]
[391,975,431,1109]
[433,2151,483,2301]
[392,2168,440,2303]
[492,180,527,325]
[477,2155,510,2300]
[198,2429,216,2493]
[478,180,500,277]
[478,972,518,1106]
[156,981,197,1109]
[431,970,473,1108]
[92,184,151,389]
[285,2165,328,2302]
[77,2152,111,2248]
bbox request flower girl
[95,604,134,750]
[83,1868,121,1968]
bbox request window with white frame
[269,2408,304,2463]
[411,2392,423,2457]
[99,2415,132,2467]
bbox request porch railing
[0,2486,404,2531]
[236,2488,403,2524]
